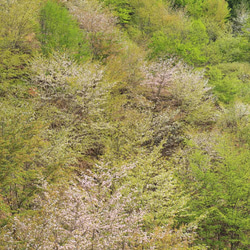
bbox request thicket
[0,0,249,249]
[39,0,91,61]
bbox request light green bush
[39,0,91,61]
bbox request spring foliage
[0,0,249,249]
[39,0,91,61]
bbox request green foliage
[0,50,31,97]
[205,34,247,64]
[186,0,230,42]
[0,101,46,213]
[30,52,114,163]
[176,134,250,249]
[241,12,250,61]
[180,0,205,17]
[143,59,216,125]
[105,40,145,84]
[0,0,249,249]
[172,0,230,22]
[148,0,231,64]
[125,146,204,249]
[0,0,40,98]
[207,62,250,104]
[0,97,75,217]
[102,0,134,25]
[0,0,40,51]
[66,0,122,60]
[39,0,91,61]
[218,102,250,145]
[103,0,234,66]
[227,0,250,17]
[150,19,209,64]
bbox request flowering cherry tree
[2,164,147,249]
[142,59,215,124]
[65,0,122,59]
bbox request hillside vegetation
[0,0,249,249]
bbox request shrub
[1,164,147,249]
[207,62,250,104]
[219,102,250,144]
[142,59,216,125]
[149,19,209,65]
[66,0,121,60]
[0,0,40,51]
[175,133,250,249]
[39,0,91,61]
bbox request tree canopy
[0,0,249,249]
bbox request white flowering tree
[31,52,113,157]
[2,164,147,249]
[65,0,121,59]
[142,59,216,124]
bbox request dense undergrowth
[0,0,249,249]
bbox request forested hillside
[0,0,249,249]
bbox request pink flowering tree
[142,59,215,124]
[65,0,121,59]
[2,164,147,249]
